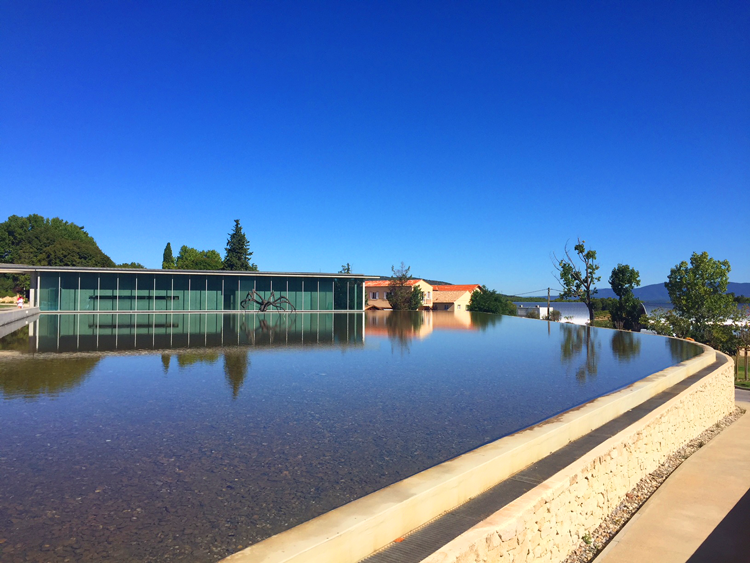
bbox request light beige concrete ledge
[423,348,734,563]
[0,307,39,339]
[221,342,721,563]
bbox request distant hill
[595,282,750,302]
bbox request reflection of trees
[223,350,250,399]
[667,338,700,363]
[0,357,100,399]
[161,353,171,374]
[385,311,424,353]
[468,312,503,331]
[176,351,220,368]
[560,324,599,383]
[0,325,30,352]
[610,331,641,363]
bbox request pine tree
[223,219,256,271]
[162,242,175,269]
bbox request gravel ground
[563,406,745,563]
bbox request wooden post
[547,287,551,320]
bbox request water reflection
[611,331,642,362]
[0,311,707,562]
[223,350,250,399]
[365,310,502,348]
[560,324,599,383]
[0,356,101,400]
[22,312,364,353]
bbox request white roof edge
[0,264,379,279]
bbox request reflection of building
[431,284,481,312]
[365,310,434,339]
[364,310,483,339]
[29,312,365,353]
[364,281,481,312]
[0,265,375,312]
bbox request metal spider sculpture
[240,289,296,312]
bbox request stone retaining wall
[423,352,735,563]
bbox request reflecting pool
[0,311,701,562]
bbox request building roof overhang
[0,264,379,280]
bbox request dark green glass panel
[172,276,188,311]
[255,278,271,305]
[303,278,318,310]
[189,276,206,311]
[39,274,59,311]
[239,278,256,311]
[223,276,239,311]
[78,274,98,312]
[59,273,79,311]
[319,280,334,311]
[155,275,173,312]
[206,277,222,310]
[288,278,303,310]
[136,275,156,311]
[117,275,136,311]
[98,274,117,311]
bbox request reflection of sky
[0,311,703,562]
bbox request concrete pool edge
[221,344,721,563]
[421,348,735,563]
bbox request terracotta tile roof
[433,284,481,293]
[432,291,469,303]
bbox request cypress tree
[162,242,175,269]
[223,219,256,271]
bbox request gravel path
[563,406,745,563]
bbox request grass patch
[735,360,749,388]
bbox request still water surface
[0,311,700,562]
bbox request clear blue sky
[2,1,748,294]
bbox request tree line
[0,215,258,296]
[553,238,748,355]
[161,219,257,272]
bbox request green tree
[409,285,424,310]
[553,239,601,323]
[467,286,517,315]
[223,219,257,271]
[387,262,414,310]
[37,239,115,267]
[0,214,121,294]
[609,264,643,331]
[175,245,223,270]
[339,263,352,274]
[162,242,175,269]
[649,252,736,351]
[116,262,145,269]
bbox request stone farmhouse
[364,280,480,311]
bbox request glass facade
[34,271,367,313]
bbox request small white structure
[516,305,553,319]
